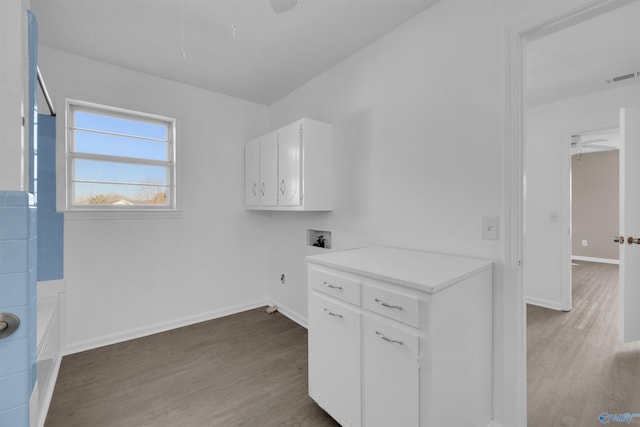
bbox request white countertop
[306,246,492,294]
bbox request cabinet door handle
[323,308,343,318]
[260,182,265,196]
[324,281,342,290]
[374,297,403,310]
[280,179,286,195]
[252,183,257,197]
[375,330,403,345]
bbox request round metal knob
[0,313,20,339]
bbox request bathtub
[31,281,64,427]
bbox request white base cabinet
[308,293,361,427]
[307,246,493,427]
[363,315,419,427]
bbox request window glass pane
[67,101,176,210]
[73,182,169,206]
[74,159,168,185]
[74,130,168,161]
[74,111,167,140]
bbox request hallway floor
[528,261,640,426]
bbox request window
[65,100,176,210]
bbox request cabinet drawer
[309,266,361,306]
[363,284,419,327]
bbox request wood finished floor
[528,261,640,426]
[45,308,339,427]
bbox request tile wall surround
[0,191,37,426]
[36,114,63,282]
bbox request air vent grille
[605,71,640,85]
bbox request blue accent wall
[28,11,38,196]
[0,192,37,426]
[37,114,63,281]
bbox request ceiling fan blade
[578,138,608,145]
[582,144,616,150]
[269,0,297,14]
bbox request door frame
[504,0,637,424]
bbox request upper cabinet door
[244,138,260,206]
[260,132,278,206]
[244,117,331,211]
[278,121,302,207]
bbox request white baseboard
[269,302,308,329]
[571,255,619,265]
[63,299,268,355]
[526,296,568,311]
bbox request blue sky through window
[75,111,167,140]
[72,108,172,205]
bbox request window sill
[62,209,183,221]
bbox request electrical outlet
[280,274,286,284]
[581,240,588,247]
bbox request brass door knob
[628,236,640,245]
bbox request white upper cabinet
[245,118,332,211]
[244,138,260,206]
[277,122,302,206]
[259,132,278,207]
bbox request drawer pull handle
[323,308,343,318]
[374,297,403,310]
[375,330,403,345]
[324,281,343,290]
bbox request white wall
[267,0,520,317]
[265,1,573,424]
[32,1,616,425]
[525,82,640,310]
[38,47,271,353]
[0,0,29,191]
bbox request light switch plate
[482,217,499,240]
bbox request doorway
[570,128,620,267]
[505,0,640,424]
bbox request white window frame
[64,99,177,211]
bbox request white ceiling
[31,0,438,105]
[526,0,640,107]
[32,1,640,108]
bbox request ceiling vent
[605,71,640,85]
